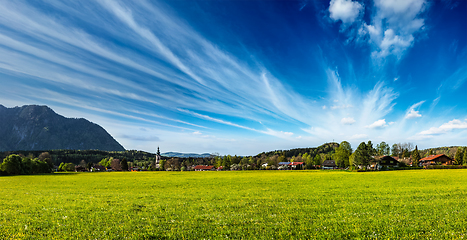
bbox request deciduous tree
[1,154,22,175]
[335,141,352,168]
[376,142,390,156]
[313,154,322,166]
[354,142,371,169]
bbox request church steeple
[155,146,161,163]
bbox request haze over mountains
[0,105,125,152]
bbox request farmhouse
[278,162,303,170]
[419,154,453,166]
[194,165,215,171]
[370,156,398,170]
[289,162,304,170]
[75,166,86,172]
[322,160,336,169]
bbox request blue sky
[0,0,466,155]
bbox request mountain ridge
[0,104,125,152]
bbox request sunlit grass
[1,170,466,239]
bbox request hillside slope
[0,105,125,151]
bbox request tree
[349,152,356,169]
[354,142,371,169]
[391,144,400,157]
[61,163,75,172]
[313,154,322,166]
[59,162,65,172]
[367,141,376,157]
[159,159,166,171]
[463,149,467,166]
[165,158,180,171]
[411,145,421,167]
[335,141,352,168]
[39,152,53,168]
[121,158,129,171]
[21,157,33,174]
[86,162,93,171]
[454,147,464,165]
[110,159,121,171]
[1,154,22,175]
[99,157,111,168]
[79,160,87,168]
[428,149,434,156]
[376,142,390,156]
[213,156,221,168]
[223,155,231,170]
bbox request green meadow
[1,170,467,239]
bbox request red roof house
[419,154,453,166]
[193,165,215,171]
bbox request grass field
[1,170,467,239]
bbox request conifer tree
[454,147,464,165]
[411,145,421,167]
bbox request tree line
[2,142,467,175]
[0,152,53,175]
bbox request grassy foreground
[1,170,467,239]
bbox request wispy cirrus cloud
[0,0,464,155]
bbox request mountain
[162,152,213,158]
[0,105,125,152]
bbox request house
[193,165,215,171]
[288,162,304,170]
[370,156,398,170]
[278,162,303,170]
[92,165,106,172]
[419,154,453,166]
[322,160,337,170]
[75,166,86,172]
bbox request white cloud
[193,131,202,135]
[418,119,467,136]
[341,117,356,125]
[329,0,363,25]
[366,119,387,129]
[329,0,428,60]
[405,101,424,119]
[365,0,427,60]
[405,109,422,119]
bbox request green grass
[1,170,467,239]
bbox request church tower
[155,146,161,164]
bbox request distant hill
[162,152,213,158]
[0,104,125,152]
[258,142,340,158]
[420,146,463,158]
